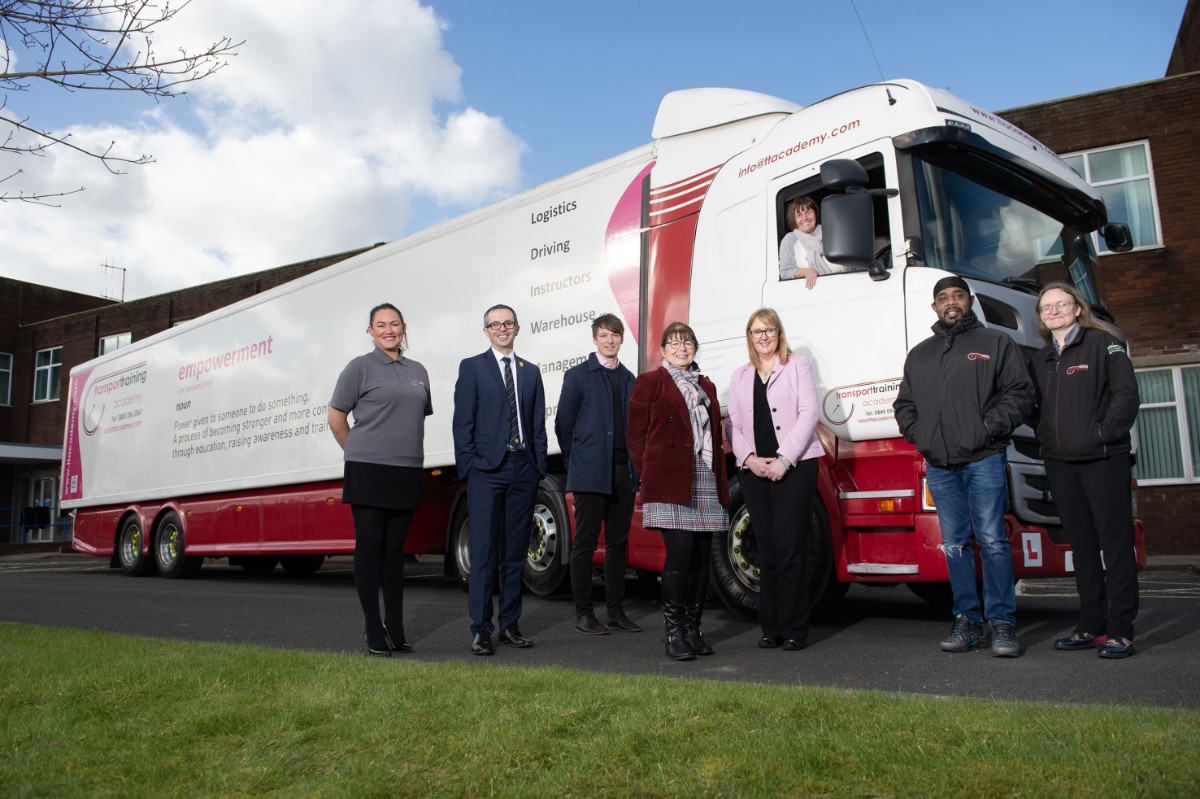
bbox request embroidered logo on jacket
[1066,365,1089,375]
[1107,343,1126,356]
[410,379,426,386]
[966,352,991,361]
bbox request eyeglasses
[485,321,518,331]
[748,327,778,339]
[666,339,696,351]
[1038,300,1076,315]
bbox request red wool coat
[627,366,729,507]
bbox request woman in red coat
[627,322,729,661]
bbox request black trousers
[1046,455,1139,640]
[570,463,635,614]
[740,458,818,642]
[351,505,413,638]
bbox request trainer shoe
[940,615,984,652]
[990,623,1021,657]
[1098,635,1135,659]
[1054,631,1106,651]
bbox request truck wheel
[280,554,325,576]
[523,482,569,596]
[154,511,202,579]
[117,516,156,577]
[449,501,470,592]
[235,556,279,575]
[710,477,846,620]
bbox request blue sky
[0,0,1187,300]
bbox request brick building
[0,247,370,544]
[999,0,1200,551]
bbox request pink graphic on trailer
[61,367,94,502]
[605,162,655,344]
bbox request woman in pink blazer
[727,308,824,651]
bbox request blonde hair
[1035,282,1119,344]
[744,308,790,371]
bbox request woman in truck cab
[727,308,824,651]
[328,303,433,657]
[778,195,846,289]
[627,322,729,661]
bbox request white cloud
[0,0,525,299]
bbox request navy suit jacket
[452,350,548,480]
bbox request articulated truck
[63,79,1143,615]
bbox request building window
[99,332,132,355]
[33,346,63,402]
[1133,366,1200,485]
[1062,142,1161,253]
[0,352,11,406]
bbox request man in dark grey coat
[555,313,641,634]
[893,277,1034,658]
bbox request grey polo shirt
[330,349,433,467]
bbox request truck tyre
[522,480,569,596]
[280,554,325,576]
[154,511,202,579]
[710,477,846,620]
[235,556,279,575]
[117,516,156,577]
[448,500,471,592]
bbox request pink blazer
[728,355,825,468]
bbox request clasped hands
[746,454,788,482]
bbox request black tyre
[154,511,202,579]
[235,556,279,575]
[448,500,471,592]
[522,480,570,596]
[280,554,325,576]
[710,476,846,619]
[117,516,156,577]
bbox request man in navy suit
[453,304,548,655]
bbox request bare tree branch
[0,0,242,203]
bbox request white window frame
[33,346,63,403]
[0,352,11,406]
[99,331,132,355]
[1062,140,1163,254]
[1133,365,1199,486]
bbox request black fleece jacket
[894,311,1034,467]
[1029,326,1140,462]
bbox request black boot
[661,571,695,661]
[684,566,714,656]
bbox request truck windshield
[911,149,1102,304]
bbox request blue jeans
[925,452,1016,627]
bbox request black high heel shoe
[366,629,392,657]
[384,625,413,654]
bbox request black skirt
[342,461,423,510]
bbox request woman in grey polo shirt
[328,303,432,657]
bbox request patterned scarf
[662,359,713,468]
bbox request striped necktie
[503,356,520,447]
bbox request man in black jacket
[894,277,1034,657]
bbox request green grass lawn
[2,622,1197,798]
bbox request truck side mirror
[1102,223,1133,253]
[821,193,875,268]
[820,159,870,190]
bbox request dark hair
[1034,282,1119,344]
[368,303,408,354]
[785,196,819,232]
[660,321,699,352]
[592,313,624,338]
[483,304,519,327]
[369,303,402,326]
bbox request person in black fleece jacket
[894,276,1033,658]
[1029,281,1140,659]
